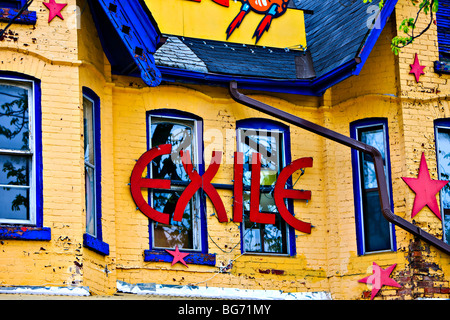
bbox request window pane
[436,127,450,244]
[243,219,261,252]
[264,222,285,253]
[152,191,195,250]
[151,120,194,182]
[85,166,96,236]
[362,190,391,252]
[0,187,29,221]
[241,130,280,187]
[0,83,30,151]
[83,97,95,166]
[0,154,30,186]
[359,127,385,189]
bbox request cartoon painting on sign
[188,0,294,44]
[225,0,291,43]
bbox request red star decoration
[358,263,401,300]
[43,0,68,23]
[165,245,190,268]
[402,153,448,221]
[409,53,426,83]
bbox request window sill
[0,226,51,241]
[144,250,216,266]
[434,60,450,74]
[0,8,36,25]
[83,233,110,256]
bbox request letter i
[233,152,244,223]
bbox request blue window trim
[0,71,49,241]
[350,118,397,256]
[0,1,37,25]
[82,87,109,256]
[236,118,297,257]
[143,109,216,266]
[433,118,450,244]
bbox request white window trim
[148,114,203,252]
[0,76,36,226]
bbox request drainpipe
[229,81,450,256]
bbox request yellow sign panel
[145,0,307,50]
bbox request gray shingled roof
[295,0,382,77]
[156,36,314,80]
[154,0,382,80]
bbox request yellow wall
[0,0,449,300]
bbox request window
[0,1,26,9]
[434,119,450,244]
[435,0,450,73]
[144,110,213,254]
[351,119,396,255]
[82,88,108,255]
[0,74,48,241]
[236,119,296,256]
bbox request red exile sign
[130,144,312,234]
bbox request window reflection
[239,128,287,254]
[150,117,199,251]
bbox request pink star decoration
[165,245,190,268]
[43,0,68,23]
[409,53,426,83]
[402,153,448,221]
[358,263,402,300]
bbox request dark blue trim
[350,118,397,255]
[0,72,48,241]
[0,7,36,25]
[236,118,296,257]
[83,233,110,256]
[144,250,216,266]
[0,227,51,241]
[93,0,162,87]
[353,0,399,76]
[82,87,109,255]
[157,58,359,97]
[145,109,212,266]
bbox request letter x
[173,150,228,223]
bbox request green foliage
[363,0,439,54]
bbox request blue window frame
[351,118,396,255]
[0,72,49,241]
[435,0,450,73]
[236,118,296,256]
[434,119,450,244]
[82,87,109,256]
[143,109,215,266]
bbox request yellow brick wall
[0,0,84,287]
[394,0,450,299]
[0,0,449,299]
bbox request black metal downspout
[229,81,450,256]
